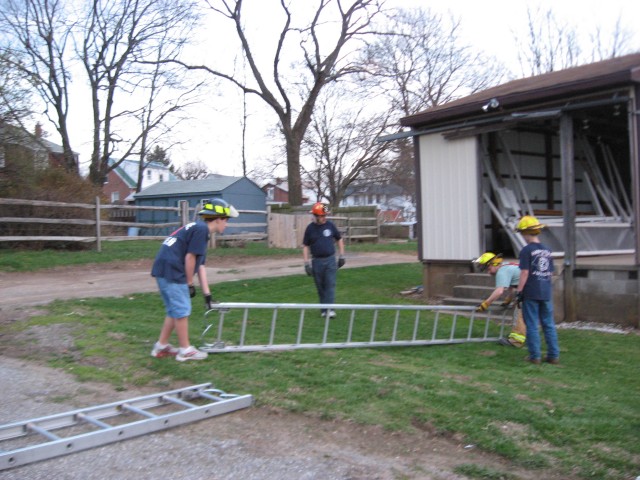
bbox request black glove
[204,293,215,310]
[337,256,346,268]
[516,291,524,308]
[304,262,313,276]
[188,284,196,298]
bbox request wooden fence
[267,213,379,249]
[0,197,268,252]
[0,198,380,251]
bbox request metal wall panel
[419,134,480,260]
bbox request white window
[159,174,164,182]
[146,169,152,179]
[111,191,120,203]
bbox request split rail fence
[0,198,381,251]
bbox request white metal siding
[419,134,480,260]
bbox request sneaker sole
[176,354,208,362]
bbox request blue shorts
[156,277,192,319]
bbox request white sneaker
[176,346,208,362]
[151,342,179,358]
[328,310,336,318]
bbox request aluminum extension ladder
[0,383,253,471]
[200,303,511,353]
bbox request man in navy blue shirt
[302,202,345,318]
[515,215,560,365]
[150,199,238,361]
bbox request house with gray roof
[133,174,266,237]
[103,158,177,204]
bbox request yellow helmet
[515,215,546,233]
[472,252,503,271]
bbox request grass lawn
[1,243,638,479]
[0,239,417,272]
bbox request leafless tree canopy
[351,7,504,204]
[515,7,636,76]
[179,0,384,206]
[81,0,201,185]
[301,84,392,207]
[174,160,211,180]
[0,0,204,188]
[361,8,504,118]
[0,0,78,173]
[0,50,34,127]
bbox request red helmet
[310,202,330,216]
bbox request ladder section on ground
[200,303,511,353]
[0,383,253,471]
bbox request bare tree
[515,7,636,76]
[174,160,210,180]
[359,7,503,201]
[0,50,35,127]
[362,8,502,118]
[174,0,384,206]
[302,87,392,207]
[0,0,78,173]
[133,38,205,192]
[80,0,199,185]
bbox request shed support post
[560,114,576,323]
[630,88,640,328]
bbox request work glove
[304,262,313,276]
[500,295,514,307]
[188,284,196,298]
[475,301,489,312]
[204,293,216,310]
[516,291,524,308]
[337,256,346,268]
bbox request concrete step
[461,273,494,287]
[441,297,481,307]
[452,284,494,299]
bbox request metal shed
[396,52,640,326]
[133,174,266,237]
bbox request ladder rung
[27,423,60,441]
[121,403,157,418]
[77,413,111,430]
[161,395,196,409]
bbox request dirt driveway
[0,252,569,479]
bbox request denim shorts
[156,277,192,319]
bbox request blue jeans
[311,255,337,312]
[521,299,559,360]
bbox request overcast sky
[58,0,640,179]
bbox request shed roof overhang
[396,52,640,137]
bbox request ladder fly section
[200,303,510,353]
[0,383,253,471]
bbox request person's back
[515,216,559,365]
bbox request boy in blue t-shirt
[150,199,238,362]
[515,216,560,365]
